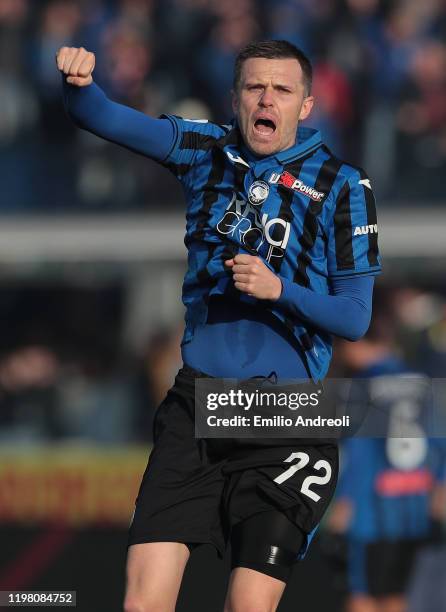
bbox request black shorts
[129,365,338,563]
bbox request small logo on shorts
[248,180,270,205]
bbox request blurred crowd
[0,281,182,444]
[0,282,445,445]
[0,0,445,212]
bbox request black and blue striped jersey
[161,116,382,380]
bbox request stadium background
[0,0,445,610]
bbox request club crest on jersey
[248,180,270,205]
[269,171,325,202]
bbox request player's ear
[299,96,314,121]
[231,89,239,115]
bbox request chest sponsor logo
[269,171,325,202]
[354,224,378,236]
[248,180,270,205]
[216,193,290,263]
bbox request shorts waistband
[171,363,212,397]
[175,363,320,390]
[172,364,335,447]
[180,363,213,379]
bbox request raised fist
[56,46,95,87]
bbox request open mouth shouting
[253,114,277,139]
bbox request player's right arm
[56,46,175,161]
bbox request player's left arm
[224,255,373,340]
[273,274,373,341]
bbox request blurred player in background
[56,40,381,611]
[329,297,446,612]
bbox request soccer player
[56,40,381,611]
[329,305,446,612]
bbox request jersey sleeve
[275,275,373,341]
[63,79,175,161]
[327,168,382,278]
[159,114,224,180]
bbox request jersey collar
[217,121,323,169]
[274,126,323,164]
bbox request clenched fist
[56,46,95,87]
[225,254,282,300]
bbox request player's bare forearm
[56,46,95,86]
[225,254,282,301]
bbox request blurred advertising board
[0,446,148,526]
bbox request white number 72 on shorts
[273,451,332,502]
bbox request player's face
[232,57,314,157]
